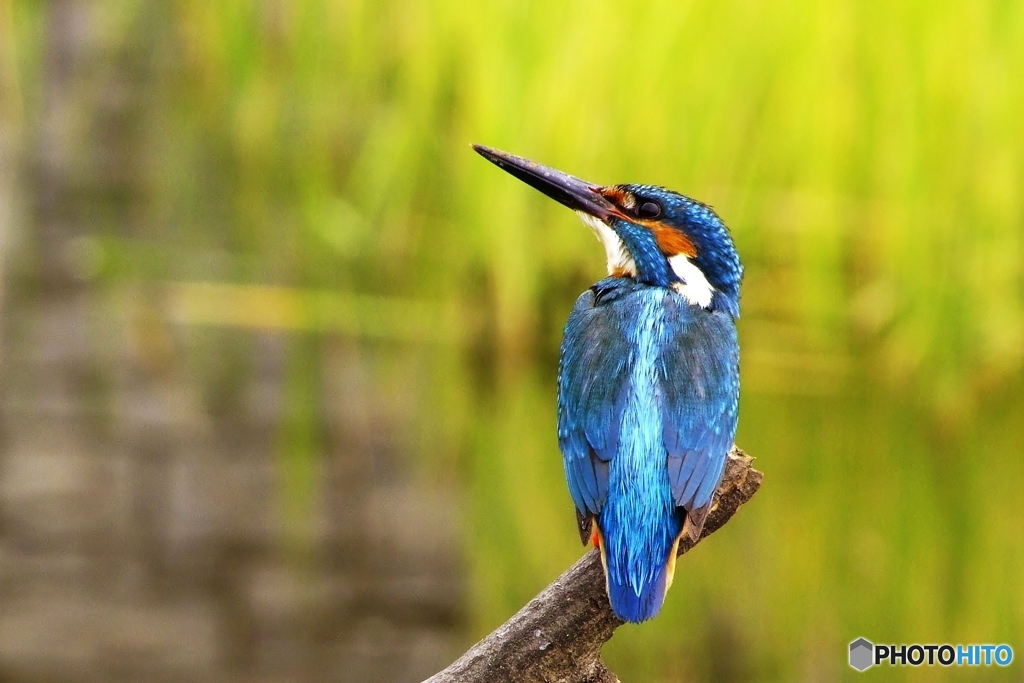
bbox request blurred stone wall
[0,2,464,682]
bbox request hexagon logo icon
[849,638,874,671]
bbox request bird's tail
[596,504,684,623]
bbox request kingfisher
[473,145,742,623]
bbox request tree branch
[425,448,762,683]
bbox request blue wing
[557,284,630,528]
[658,292,739,516]
[557,278,739,541]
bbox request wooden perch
[425,448,762,683]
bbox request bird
[473,144,742,623]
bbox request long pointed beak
[472,144,619,221]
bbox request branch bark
[425,448,762,683]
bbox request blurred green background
[1,0,1022,681]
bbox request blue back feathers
[558,277,739,622]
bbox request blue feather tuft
[600,494,683,623]
[605,553,675,623]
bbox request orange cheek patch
[650,222,698,258]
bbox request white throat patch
[575,211,637,277]
[668,254,715,308]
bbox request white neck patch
[575,212,715,308]
[575,211,637,277]
[668,254,715,308]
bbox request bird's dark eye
[638,201,661,219]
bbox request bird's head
[473,145,742,317]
